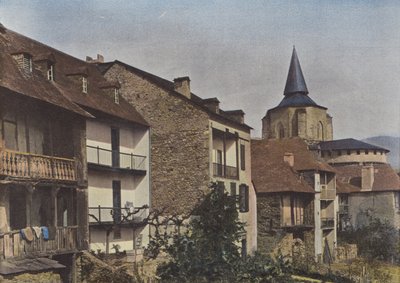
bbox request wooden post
[52,187,60,227]
[25,184,35,227]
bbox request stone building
[252,138,337,263]
[262,48,333,142]
[254,47,337,263]
[97,60,257,254]
[318,139,400,230]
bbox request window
[365,150,369,155]
[321,151,325,157]
[217,182,225,194]
[239,184,249,212]
[47,64,54,81]
[374,150,377,155]
[347,150,351,155]
[112,180,121,224]
[317,121,324,140]
[230,182,237,197]
[337,150,342,156]
[240,144,245,170]
[23,54,32,73]
[241,238,247,258]
[395,192,400,210]
[82,77,88,93]
[114,88,120,104]
[277,123,285,139]
[356,150,360,155]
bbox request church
[252,47,400,263]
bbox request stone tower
[262,47,333,142]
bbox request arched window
[291,113,298,137]
[277,123,285,139]
[317,121,324,140]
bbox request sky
[0,0,399,139]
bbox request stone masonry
[104,64,210,214]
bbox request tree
[145,183,292,282]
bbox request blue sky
[0,0,399,139]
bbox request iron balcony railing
[88,205,149,225]
[87,145,146,171]
[212,163,238,179]
[0,149,76,181]
[321,217,335,229]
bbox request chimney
[173,76,191,99]
[284,152,294,167]
[225,110,245,124]
[361,165,374,191]
[86,54,104,64]
[203,98,220,114]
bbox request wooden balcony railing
[0,226,79,259]
[320,186,336,200]
[0,150,76,181]
[212,163,238,179]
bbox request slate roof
[284,47,308,96]
[0,26,148,126]
[99,60,252,131]
[269,47,327,110]
[319,138,389,152]
[251,138,335,194]
[334,163,400,192]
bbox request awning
[0,257,65,275]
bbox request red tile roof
[251,138,331,194]
[334,163,400,192]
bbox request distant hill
[362,136,400,171]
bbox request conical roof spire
[283,47,308,96]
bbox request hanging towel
[20,227,34,242]
[41,226,49,240]
[32,226,42,238]
[48,226,57,240]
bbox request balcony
[320,185,336,200]
[0,150,76,181]
[212,163,238,179]
[321,217,335,229]
[87,146,146,174]
[88,205,149,226]
[0,226,80,259]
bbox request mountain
[362,136,400,171]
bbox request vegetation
[145,183,293,282]
[338,217,400,263]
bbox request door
[112,180,121,223]
[111,128,120,167]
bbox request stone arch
[317,121,324,141]
[277,123,285,139]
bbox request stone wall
[262,106,333,142]
[257,193,316,259]
[104,64,210,214]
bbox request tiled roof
[99,60,252,131]
[318,138,389,152]
[251,138,335,194]
[334,163,400,192]
[0,27,148,126]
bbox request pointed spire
[283,47,308,96]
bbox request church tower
[262,47,333,142]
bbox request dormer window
[47,64,54,81]
[12,52,32,73]
[23,54,32,73]
[114,88,120,104]
[82,77,88,93]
